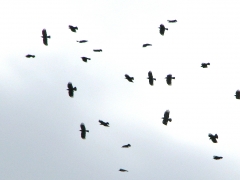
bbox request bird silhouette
[159,24,168,35]
[41,29,51,46]
[81,57,91,62]
[67,82,77,97]
[167,20,177,23]
[235,90,240,99]
[77,40,88,43]
[122,144,131,148]
[93,49,102,52]
[125,74,134,82]
[147,71,156,86]
[162,110,172,125]
[213,156,223,160]
[79,123,89,139]
[26,54,35,58]
[69,25,78,32]
[165,74,175,85]
[143,43,152,47]
[99,120,109,127]
[201,63,210,68]
[209,133,218,143]
[119,169,128,172]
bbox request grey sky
[1,0,240,179]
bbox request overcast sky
[1,0,240,179]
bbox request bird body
[119,169,128,172]
[81,57,91,62]
[93,49,102,52]
[148,71,156,86]
[209,133,218,143]
[99,120,109,127]
[166,74,175,85]
[168,20,177,23]
[159,24,168,35]
[69,25,78,32]
[235,90,240,99]
[41,29,51,46]
[213,156,223,160]
[201,63,210,68]
[122,144,131,148]
[77,40,88,43]
[143,43,152,47]
[79,123,89,139]
[162,110,172,125]
[67,82,77,97]
[125,74,134,82]
[26,54,35,58]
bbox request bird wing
[43,38,48,46]
[99,120,103,124]
[164,110,170,118]
[68,90,74,97]
[208,133,213,138]
[68,82,73,89]
[148,71,153,78]
[162,119,168,125]
[42,29,47,37]
[80,123,86,131]
[81,131,86,139]
[166,77,171,85]
[125,74,130,79]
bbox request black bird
[69,25,78,32]
[147,71,156,86]
[125,74,134,82]
[26,54,35,58]
[162,110,172,125]
[41,29,51,46]
[209,133,218,143]
[159,24,168,35]
[93,49,102,52]
[119,169,128,172]
[165,74,175,85]
[213,156,223,160]
[235,90,240,99]
[122,144,131,148]
[67,82,77,97]
[79,123,89,139]
[201,63,210,68]
[81,57,91,62]
[77,40,88,43]
[99,120,109,127]
[168,20,177,23]
[143,43,152,47]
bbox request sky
[1,0,240,179]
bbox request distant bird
[26,54,35,58]
[99,120,109,127]
[201,63,210,68]
[162,110,172,125]
[41,29,51,46]
[235,90,240,99]
[77,40,88,43]
[119,169,128,172]
[67,82,77,97]
[79,123,89,139]
[69,25,78,32]
[122,144,131,148]
[209,133,218,143]
[81,57,91,62]
[165,74,175,85]
[168,20,177,23]
[213,156,223,160]
[93,49,102,52]
[147,71,156,86]
[125,74,134,82]
[159,24,168,35]
[143,43,152,47]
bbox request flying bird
[119,169,128,172]
[99,120,109,127]
[122,144,131,148]
[125,74,134,82]
[201,63,210,68]
[162,110,172,125]
[41,29,51,46]
[69,25,78,32]
[168,20,177,23]
[209,133,218,143]
[147,71,156,86]
[235,90,240,99]
[143,43,152,47]
[81,57,91,62]
[159,24,168,35]
[165,74,175,85]
[67,82,77,97]
[26,54,35,58]
[93,49,102,52]
[213,156,223,160]
[77,40,88,43]
[79,123,89,139]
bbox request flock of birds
[24,21,240,173]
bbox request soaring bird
[159,24,168,35]
[69,25,78,32]
[26,54,35,58]
[77,40,88,43]
[143,43,152,47]
[213,156,223,160]
[165,74,175,85]
[41,29,51,46]
[119,169,128,172]
[93,49,102,52]
[209,133,218,143]
[235,90,240,99]
[81,57,91,62]
[99,120,109,127]
[67,82,77,97]
[125,74,134,82]
[201,63,210,68]
[79,123,89,139]
[162,110,172,125]
[148,71,156,86]
[168,20,177,23]
[122,144,131,148]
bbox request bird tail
[86,130,89,132]
[74,87,77,91]
[166,28,168,30]
[153,78,156,81]
[88,58,91,60]
[169,118,172,122]
[32,55,35,58]
[172,77,175,79]
[48,36,51,38]
[207,63,210,65]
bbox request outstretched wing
[148,71,153,78]
[162,119,168,125]
[68,82,73,89]
[166,75,172,85]
[125,74,130,79]
[68,90,74,97]
[99,120,103,124]
[80,123,86,131]
[43,38,48,46]
[81,131,86,139]
[42,29,47,37]
[164,110,170,119]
